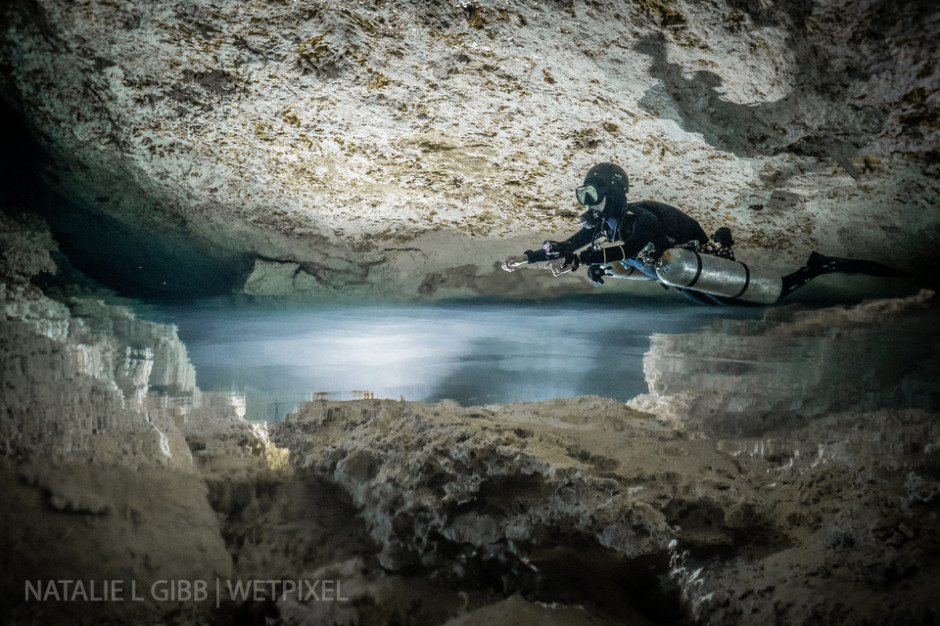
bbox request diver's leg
[780,254,823,297]
[780,252,907,298]
[806,252,907,277]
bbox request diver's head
[575,162,629,211]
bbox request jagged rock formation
[0,211,268,624]
[2,0,938,300]
[270,395,940,626]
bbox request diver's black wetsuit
[506,159,908,304]
[523,200,708,265]
[519,196,906,305]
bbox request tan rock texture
[271,396,940,625]
[2,0,938,299]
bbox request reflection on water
[4,289,936,458]
[143,292,939,427]
[148,297,763,422]
[630,291,940,438]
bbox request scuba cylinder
[655,247,782,304]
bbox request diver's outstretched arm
[500,227,598,273]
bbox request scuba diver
[501,162,906,305]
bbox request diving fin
[807,252,908,278]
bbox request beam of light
[157,300,762,421]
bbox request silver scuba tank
[654,247,782,304]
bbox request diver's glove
[542,240,575,260]
[547,255,580,276]
[501,255,528,272]
[543,240,580,276]
[587,264,612,286]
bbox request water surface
[148,296,764,421]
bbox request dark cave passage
[0,100,250,301]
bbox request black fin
[807,252,908,277]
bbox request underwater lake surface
[145,285,939,425]
[147,295,765,421]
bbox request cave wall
[1,0,937,300]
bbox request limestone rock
[2,0,937,299]
[271,395,940,625]
[273,398,748,600]
[440,594,627,626]
[243,258,325,297]
[0,460,233,625]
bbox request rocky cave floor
[3,392,939,626]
